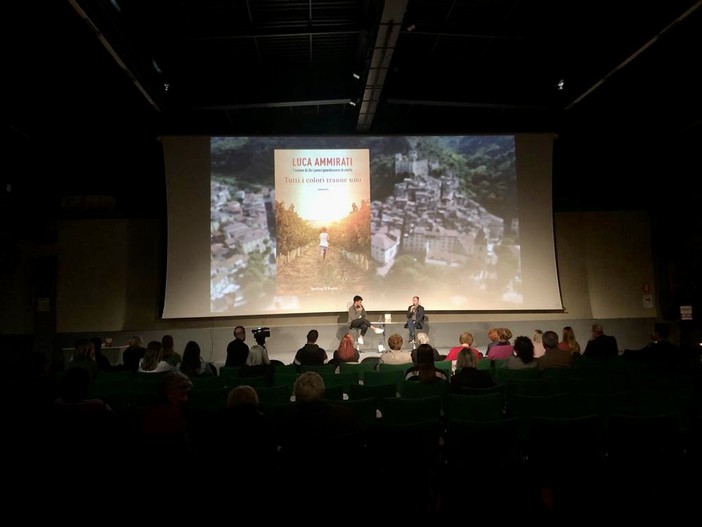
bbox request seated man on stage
[347,295,383,346]
[405,295,425,343]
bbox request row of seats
[49,360,702,516]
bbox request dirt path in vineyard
[275,245,369,296]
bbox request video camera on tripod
[252,326,271,338]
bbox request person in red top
[333,332,360,363]
[445,332,482,361]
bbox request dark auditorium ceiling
[4,0,702,211]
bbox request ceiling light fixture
[348,100,357,106]
[352,73,360,80]
[557,79,565,91]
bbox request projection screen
[161,134,563,318]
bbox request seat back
[380,395,443,424]
[495,367,540,384]
[300,363,339,374]
[320,371,359,393]
[94,370,134,382]
[187,386,228,412]
[377,362,412,373]
[321,384,345,400]
[363,369,404,389]
[507,392,577,441]
[190,376,226,391]
[339,361,376,382]
[452,383,507,397]
[274,363,299,375]
[505,379,557,397]
[224,375,272,389]
[444,417,522,475]
[218,366,240,378]
[272,372,299,390]
[398,379,449,400]
[444,392,506,422]
[328,397,378,428]
[434,360,453,377]
[255,384,293,404]
[348,382,397,414]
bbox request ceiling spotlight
[352,73,360,80]
[557,79,565,91]
[348,100,357,106]
[163,82,170,92]
[406,24,416,32]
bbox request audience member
[538,330,574,371]
[246,333,271,365]
[624,322,692,373]
[179,340,215,378]
[240,332,274,379]
[583,323,618,358]
[140,371,194,456]
[405,344,449,383]
[405,295,425,343]
[505,335,538,369]
[161,334,182,368]
[138,340,174,373]
[486,328,514,360]
[379,333,413,365]
[485,327,500,353]
[347,295,383,346]
[53,366,115,419]
[531,330,546,358]
[225,325,249,367]
[294,329,328,366]
[558,326,581,355]
[450,348,496,391]
[92,337,115,372]
[50,366,117,474]
[410,332,442,363]
[67,338,99,380]
[445,332,481,361]
[216,385,276,470]
[17,350,57,412]
[332,331,360,364]
[276,372,361,465]
[122,335,146,373]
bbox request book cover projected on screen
[209,135,522,315]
